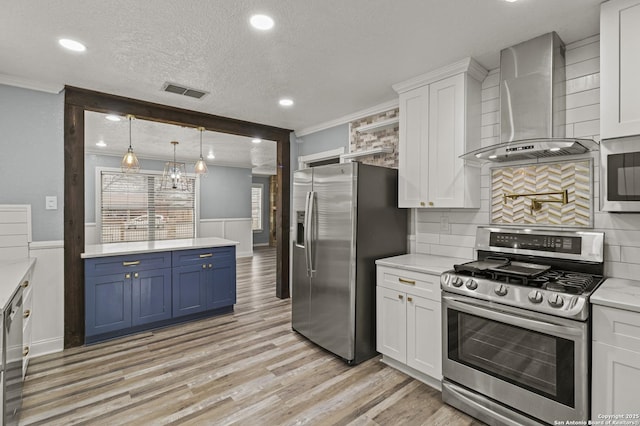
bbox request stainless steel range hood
[461,32,598,163]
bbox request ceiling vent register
[162,82,209,99]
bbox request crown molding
[392,57,488,94]
[0,73,63,94]
[295,98,399,137]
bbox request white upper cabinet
[393,58,486,208]
[601,0,640,139]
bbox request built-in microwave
[601,136,640,212]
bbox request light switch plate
[45,196,57,210]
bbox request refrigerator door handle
[304,191,312,277]
[306,191,316,276]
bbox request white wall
[412,35,640,280]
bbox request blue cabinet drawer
[172,246,235,267]
[85,252,172,276]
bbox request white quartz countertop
[82,237,239,259]
[591,278,640,314]
[0,257,37,310]
[376,253,472,275]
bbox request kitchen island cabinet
[591,278,640,417]
[393,58,487,208]
[375,253,470,391]
[83,238,238,344]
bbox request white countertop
[376,253,472,275]
[82,237,239,259]
[591,278,640,314]
[0,257,37,310]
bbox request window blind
[100,171,195,243]
[251,184,263,231]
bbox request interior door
[308,163,357,360]
[291,169,313,336]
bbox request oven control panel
[440,271,587,320]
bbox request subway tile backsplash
[413,35,640,279]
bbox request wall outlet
[45,196,57,210]
[440,216,450,232]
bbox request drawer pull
[21,280,29,288]
[398,278,416,285]
[24,310,31,318]
[122,261,140,266]
[23,346,29,357]
[199,253,213,258]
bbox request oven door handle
[442,294,584,339]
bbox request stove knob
[494,284,508,296]
[440,273,450,286]
[528,290,543,304]
[548,293,564,308]
[465,279,478,290]
[451,277,463,287]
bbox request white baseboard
[253,243,270,247]
[380,355,442,391]
[237,250,253,258]
[30,336,64,358]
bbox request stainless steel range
[441,226,605,426]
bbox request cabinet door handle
[208,264,213,268]
[199,253,213,258]
[428,201,434,206]
[122,261,140,266]
[420,202,426,207]
[407,297,413,302]
[134,272,139,278]
[398,294,404,300]
[21,280,29,288]
[125,273,131,279]
[398,278,415,285]
[24,309,31,318]
[202,264,207,269]
[23,346,30,357]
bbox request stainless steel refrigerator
[292,162,407,364]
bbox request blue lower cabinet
[85,245,237,343]
[207,262,236,310]
[172,264,206,317]
[85,272,132,336]
[132,268,172,326]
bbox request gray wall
[85,153,251,222]
[252,176,271,245]
[0,85,64,241]
[296,123,349,160]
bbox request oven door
[442,293,588,424]
[601,137,640,212]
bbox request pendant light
[194,126,208,176]
[121,114,140,173]
[161,141,189,191]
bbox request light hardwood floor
[20,247,483,425]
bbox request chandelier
[160,141,190,191]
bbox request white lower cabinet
[592,305,640,417]
[376,265,441,389]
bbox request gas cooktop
[441,227,606,321]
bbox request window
[251,184,263,231]
[100,170,196,243]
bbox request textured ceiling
[1,0,601,133]
[85,111,277,175]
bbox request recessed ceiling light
[105,115,121,122]
[488,154,498,159]
[96,140,107,147]
[279,98,294,107]
[252,138,262,144]
[504,0,518,2]
[207,151,215,160]
[58,38,86,52]
[250,14,274,30]
[549,147,561,152]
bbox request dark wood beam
[64,86,292,348]
[64,103,85,348]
